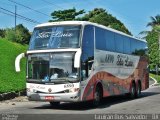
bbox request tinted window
[95,27,106,50]
[94,26,147,56]
[29,25,81,50]
[82,25,94,59]
[131,38,136,54]
[115,34,123,53]
[105,31,115,51]
[81,25,94,78]
[123,37,131,54]
[95,27,115,51]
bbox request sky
[0,0,160,37]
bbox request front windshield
[27,52,79,83]
[29,25,81,50]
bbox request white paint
[36,31,73,39]
[94,50,139,79]
[27,48,79,54]
[27,82,80,93]
[149,76,158,87]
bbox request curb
[149,76,160,87]
[0,89,26,101]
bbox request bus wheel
[130,82,136,99]
[49,102,60,107]
[136,82,141,98]
[93,86,102,107]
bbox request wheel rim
[95,92,100,102]
[94,88,101,106]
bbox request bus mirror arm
[74,49,81,68]
[15,53,26,72]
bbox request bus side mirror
[15,53,26,72]
[74,49,81,68]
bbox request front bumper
[27,92,80,102]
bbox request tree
[146,30,159,69]
[0,29,5,38]
[78,8,132,35]
[15,24,31,44]
[49,8,131,35]
[78,8,106,21]
[141,15,160,69]
[49,8,85,22]
[5,24,31,44]
[147,15,160,27]
[5,28,16,42]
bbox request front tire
[93,86,102,107]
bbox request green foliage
[78,8,105,21]
[49,7,85,22]
[142,15,160,69]
[5,28,16,42]
[150,73,160,83]
[15,24,31,44]
[0,38,27,93]
[86,8,132,35]
[154,25,160,33]
[5,24,31,44]
[0,29,5,38]
[147,15,160,27]
[49,8,131,35]
[146,30,159,68]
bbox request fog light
[74,88,79,92]
[27,88,30,92]
[33,89,37,93]
[69,88,79,93]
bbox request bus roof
[35,21,146,43]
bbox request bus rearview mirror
[15,53,25,72]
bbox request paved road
[149,77,156,86]
[0,79,159,120]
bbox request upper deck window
[29,25,81,50]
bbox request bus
[15,21,149,106]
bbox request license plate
[45,96,54,100]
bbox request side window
[123,37,131,54]
[95,27,115,51]
[131,39,136,54]
[133,41,147,56]
[115,34,123,53]
[106,31,115,51]
[95,27,106,50]
[81,25,94,79]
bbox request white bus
[15,21,149,106]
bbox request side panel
[80,26,149,101]
[81,50,140,101]
[81,51,148,101]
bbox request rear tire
[93,86,102,107]
[129,82,136,99]
[49,102,60,107]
